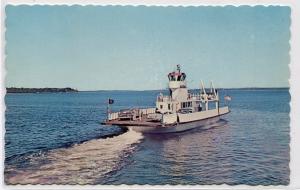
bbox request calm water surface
[4,89,290,185]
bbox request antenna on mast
[177,64,181,72]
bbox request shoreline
[6,87,78,93]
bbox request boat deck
[102,113,163,127]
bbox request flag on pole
[224,95,232,101]
[108,98,114,104]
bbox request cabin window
[170,75,175,81]
[177,75,181,81]
[168,104,171,110]
[180,102,195,109]
[183,102,191,108]
[160,105,163,109]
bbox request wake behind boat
[102,65,230,133]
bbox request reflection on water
[157,120,230,183]
[104,117,289,185]
[5,130,143,184]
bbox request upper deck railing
[156,93,218,102]
[107,107,156,121]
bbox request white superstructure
[102,65,230,133]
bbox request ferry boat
[102,65,230,133]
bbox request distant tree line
[6,87,78,93]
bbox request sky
[5,6,290,91]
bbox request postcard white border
[1,0,300,190]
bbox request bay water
[4,89,290,185]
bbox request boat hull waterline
[125,115,224,133]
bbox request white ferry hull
[125,115,222,134]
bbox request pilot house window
[181,102,192,108]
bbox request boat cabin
[156,65,219,114]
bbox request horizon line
[82,87,290,92]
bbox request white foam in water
[5,129,144,185]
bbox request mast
[200,80,208,110]
[210,81,218,96]
[211,81,219,114]
[201,80,206,95]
